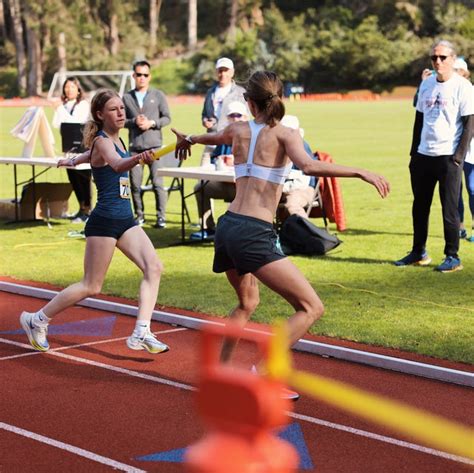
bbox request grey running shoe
[20,311,50,352]
[126,330,169,354]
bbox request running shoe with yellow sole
[20,311,50,352]
[126,330,169,354]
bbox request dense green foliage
[1,0,473,97]
[1,101,473,364]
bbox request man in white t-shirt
[395,40,473,272]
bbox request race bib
[119,177,131,199]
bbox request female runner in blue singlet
[172,71,390,399]
[20,89,169,355]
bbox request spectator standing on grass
[52,77,91,224]
[123,60,171,228]
[414,57,474,241]
[21,89,169,355]
[452,58,474,242]
[200,57,247,163]
[395,40,473,272]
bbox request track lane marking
[0,336,194,391]
[0,327,187,361]
[0,336,472,465]
[289,412,474,466]
[0,422,146,472]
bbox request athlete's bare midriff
[228,121,290,223]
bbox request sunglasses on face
[135,73,150,78]
[430,55,449,62]
[228,113,242,118]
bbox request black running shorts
[213,211,286,275]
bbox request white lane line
[0,337,194,391]
[289,412,474,466]
[0,327,187,362]
[0,422,146,472]
[0,337,472,466]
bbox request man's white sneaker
[20,311,50,352]
[126,330,169,354]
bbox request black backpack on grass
[279,214,342,256]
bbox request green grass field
[1,100,473,364]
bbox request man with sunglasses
[123,60,171,228]
[395,40,473,272]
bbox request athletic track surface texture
[0,277,473,472]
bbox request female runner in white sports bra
[173,71,390,397]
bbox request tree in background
[6,0,26,95]
[188,0,197,50]
[149,0,163,55]
[0,0,472,97]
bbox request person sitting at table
[277,115,319,223]
[52,77,91,224]
[190,101,249,241]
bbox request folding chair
[275,178,327,231]
[305,179,328,228]
[140,151,191,223]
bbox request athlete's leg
[42,236,117,319]
[220,269,260,362]
[254,258,324,348]
[116,225,163,323]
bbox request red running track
[0,288,473,472]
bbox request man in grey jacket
[199,57,247,165]
[123,60,171,228]
[201,57,246,132]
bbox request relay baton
[152,142,176,160]
[138,143,176,165]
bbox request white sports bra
[234,120,292,185]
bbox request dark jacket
[123,88,171,152]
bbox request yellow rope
[267,322,474,460]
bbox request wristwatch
[185,135,194,145]
[70,156,76,166]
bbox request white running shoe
[126,330,169,354]
[251,365,300,401]
[20,311,50,352]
